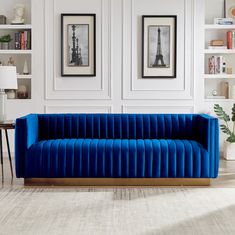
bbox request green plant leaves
[0,34,12,43]
[220,124,232,135]
[214,104,235,143]
[214,104,230,122]
[226,135,235,143]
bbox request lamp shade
[0,66,17,89]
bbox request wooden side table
[0,121,15,181]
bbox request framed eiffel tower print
[142,15,177,78]
[61,14,96,76]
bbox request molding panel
[45,0,112,100]
[122,105,194,113]
[45,105,112,113]
[122,0,194,100]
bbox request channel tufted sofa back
[38,114,199,140]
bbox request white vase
[23,59,29,74]
[224,141,235,160]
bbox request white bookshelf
[204,19,235,101]
[0,2,32,100]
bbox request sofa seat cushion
[26,139,210,178]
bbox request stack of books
[14,30,31,50]
[214,18,233,25]
[208,56,226,74]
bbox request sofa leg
[24,178,211,186]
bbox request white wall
[44,0,194,112]
[1,0,227,153]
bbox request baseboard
[24,178,211,186]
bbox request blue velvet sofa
[15,113,219,186]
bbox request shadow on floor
[143,204,235,235]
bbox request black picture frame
[61,14,96,77]
[142,15,177,78]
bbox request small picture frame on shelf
[142,15,177,78]
[61,14,96,77]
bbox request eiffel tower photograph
[148,26,170,68]
[142,16,176,78]
[68,24,89,67]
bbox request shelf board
[0,24,32,29]
[204,74,235,79]
[0,50,32,54]
[204,24,235,30]
[6,99,31,101]
[204,49,235,54]
[17,74,32,79]
[205,98,234,102]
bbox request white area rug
[0,188,235,235]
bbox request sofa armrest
[15,114,39,177]
[193,114,219,178]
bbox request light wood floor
[1,157,235,235]
[0,157,235,188]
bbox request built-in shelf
[17,74,32,79]
[205,98,234,102]
[204,24,235,30]
[0,24,32,29]
[204,49,235,54]
[0,50,32,54]
[1,1,32,106]
[203,2,235,106]
[204,74,235,79]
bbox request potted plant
[214,104,235,160]
[0,34,12,50]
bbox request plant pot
[224,141,235,160]
[0,42,9,50]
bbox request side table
[0,121,15,181]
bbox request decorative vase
[6,90,16,99]
[1,42,9,50]
[17,85,28,99]
[23,60,29,74]
[224,141,235,160]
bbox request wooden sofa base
[24,178,210,186]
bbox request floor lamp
[0,66,17,123]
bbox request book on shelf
[14,32,20,49]
[227,31,232,49]
[20,32,24,49]
[227,31,235,49]
[208,56,226,74]
[14,30,31,50]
